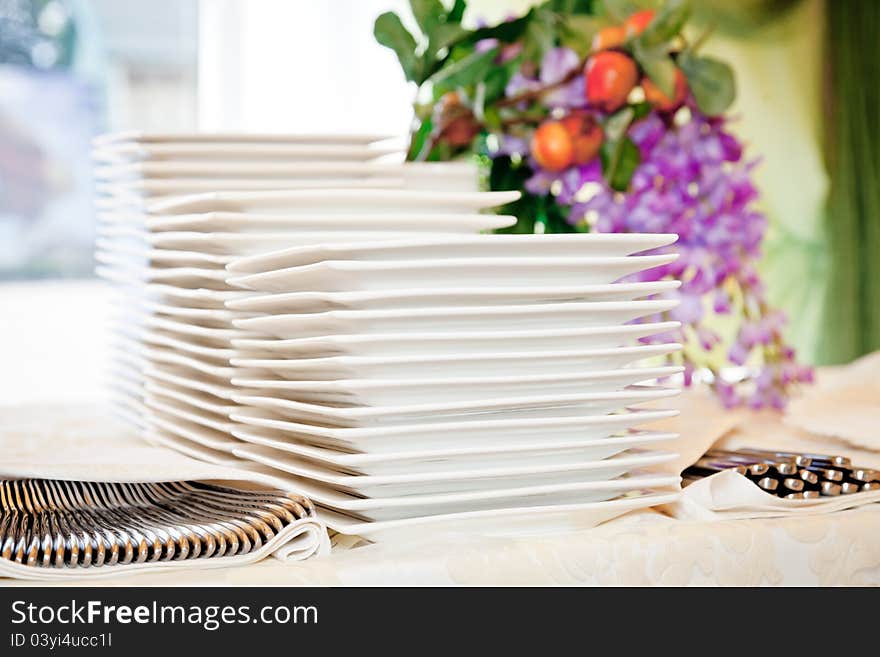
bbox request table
[2,394,878,586]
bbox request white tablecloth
[2,395,878,586]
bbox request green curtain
[821,0,880,363]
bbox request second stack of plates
[222,233,685,540]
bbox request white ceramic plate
[246,469,680,521]
[97,239,233,268]
[93,131,395,146]
[227,255,677,293]
[145,392,238,434]
[144,428,243,468]
[231,344,681,380]
[145,364,239,401]
[224,281,681,313]
[230,366,682,406]
[232,300,677,338]
[92,143,400,167]
[232,385,679,428]
[232,443,676,497]
[230,320,680,357]
[319,490,681,537]
[144,211,517,233]
[147,189,522,215]
[228,406,677,452]
[147,231,517,255]
[95,178,403,198]
[227,233,678,274]
[144,379,239,417]
[230,424,679,475]
[147,412,241,452]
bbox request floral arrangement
[374,0,813,408]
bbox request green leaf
[374,12,420,81]
[603,106,634,141]
[598,0,654,22]
[431,21,468,51]
[448,0,467,23]
[632,41,677,97]
[547,0,596,14]
[678,51,736,115]
[428,46,499,96]
[637,0,690,49]
[410,0,445,36]
[462,9,534,45]
[521,9,558,62]
[600,135,640,191]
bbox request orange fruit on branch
[642,68,688,112]
[560,112,604,165]
[592,25,626,52]
[625,10,655,37]
[530,121,575,172]
[585,51,638,113]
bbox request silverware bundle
[683,449,879,499]
[0,479,315,568]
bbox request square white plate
[224,281,681,313]
[227,233,678,274]
[226,255,678,293]
[229,320,680,357]
[147,189,522,215]
[232,299,677,338]
[144,212,517,233]
[228,406,678,452]
[92,143,400,167]
[230,366,682,406]
[232,384,679,428]
[232,443,677,497]
[248,469,680,521]
[318,490,681,537]
[93,131,396,146]
[230,424,679,476]
[231,344,681,380]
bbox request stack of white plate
[222,233,685,540]
[92,132,519,468]
[93,132,685,541]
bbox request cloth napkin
[641,352,880,521]
[0,404,329,580]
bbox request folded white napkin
[0,408,329,580]
[670,469,880,521]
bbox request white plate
[145,364,239,401]
[97,263,230,287]
[231,344,681,380]
[233,300,677,338]
[97,239,233,267]
[147,189,522,215]
[144,212,516,233]
[147,412,240,452]
[229,406,677,452]
[147,231,517,255]
[224,281,681,313]
[232,384,679,428]
[144,379,239,417]
[144,429,243,468]
[93,131,395,146]
[232,443,676,497]
[227,233,678,274]
[230,366,682,406]
[320,491,680,537]
[145,392,238,434]
[250,469,679,521]
[95,178,403,198]
[231,423,679,475]
[93,142,400,163]
[227,255,678,292]
[230,320,680,357]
